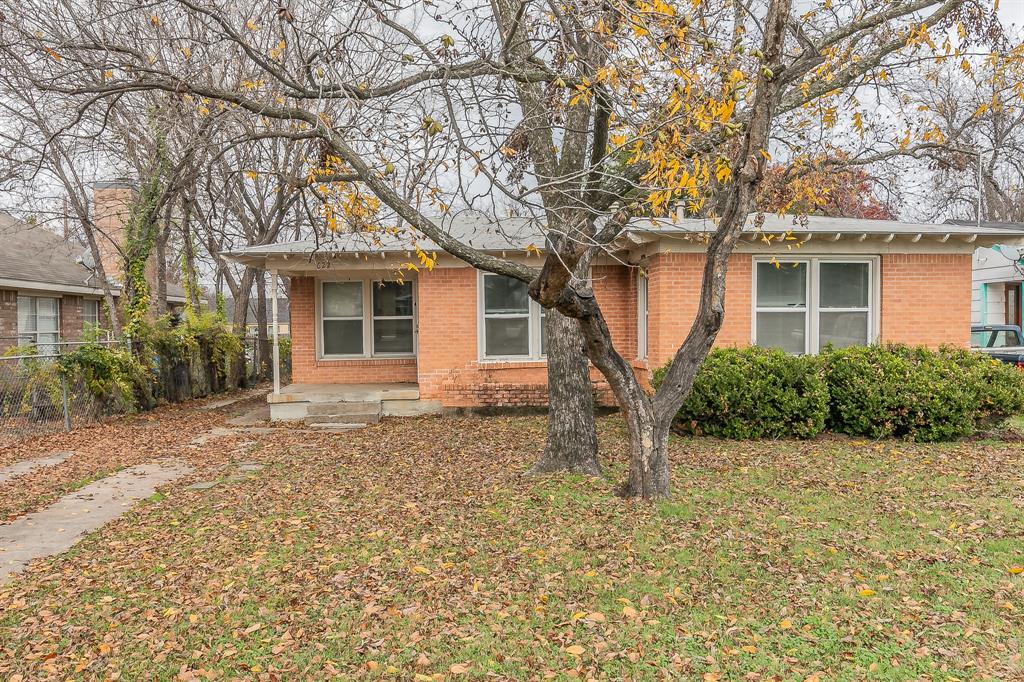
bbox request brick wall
[646,252,752,367]
[284,250,973,407]
[880,253,972,347]
[60,295,85,343]
[289,276,418,384]
[0,289,17,353]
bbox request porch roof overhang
[629,215,1024,248]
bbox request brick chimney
[92,179,138,284]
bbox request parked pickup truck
[971,324,1024,369]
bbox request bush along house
[224,213,1024,423]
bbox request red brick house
[225,215,1024,420]
[0,208,189,354]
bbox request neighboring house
[225,214,1024,414]
[223,296,291,336]
[965,221,1024,327]
[0,211,189,354]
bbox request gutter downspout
[271,269,281,395]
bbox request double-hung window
[321,280,415,358]
[372,282,415,354]
[754,259,874,355]
[17,296,60,354]
[83,299,100,329]
[481,273,546,359]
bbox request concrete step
[304,412,380,425]
[307,422,369,431]
[306,401,382,417]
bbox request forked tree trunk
[621,397,671,498]
[530,309,600,476]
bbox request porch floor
[268,383,420,404]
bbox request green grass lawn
[1,416,1022,680]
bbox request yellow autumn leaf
[622,605,638,618]
[246,18,260,31]
[565,645,585,656]
[1008,566,1023,575]
[98,643,112,655]
[859,588,876,597]
[411,565,431,575]
[740,645,757,654]
[779,618,794,630]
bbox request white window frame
[83,298,100,328]
[17,295,61,348]
[317,278,417,360]
[478,271,546,361]
[371,281,417,357]
[752,256,879,355]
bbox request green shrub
[938,346,1024,422]
[58,343,149,413]
[821,344,1024,442]
[654,346,829,439]
[656,344,1024,442]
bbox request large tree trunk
[181,202,202,315]
[255,269,271,380]
[154,216,169,316]
[530,309,600,476]
[621,396,671,499]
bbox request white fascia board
[0,277,118,297]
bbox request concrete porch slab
[267,383,420,404]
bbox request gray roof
[0,211,114,294]
[225,213,547,262]
[0,211,189,301]
[224,212,1024,264]
[637,214,1024,236]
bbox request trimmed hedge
[653,347,829,439]
[654,344,1024,442]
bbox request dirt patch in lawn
[0,414,1022,680]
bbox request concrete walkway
[0,460,192,584]
[0,451,75,484]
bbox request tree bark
[255,269,271,380]
[529,308,600,476]
[154,208,170,316]
[180,200,202,315]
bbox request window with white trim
[17,296,60,353]
[320,280,415,358]
[83,299,100,329]
[481,273,546,359]
[754,259,874,355]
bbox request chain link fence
[241,333,291,387]
[1,334,292,447]
[0,340,122,447]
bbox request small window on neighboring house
[17,296,60,355]
[83,299,100,329]
[481,273,546,359]
[754,259,875,355]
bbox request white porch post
[271,269,281,395]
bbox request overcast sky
[1000,0,1024,25]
